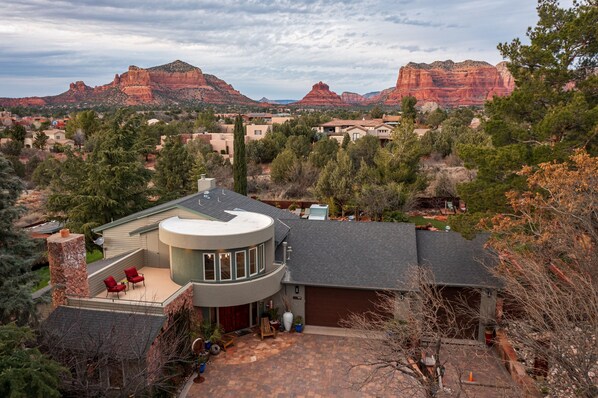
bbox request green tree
[285,135,311,159]
[309,137,339,168]
[9,125,26,144]
[65,110,100,139]
[425,108,447,128]
[458,0,598,221]
[401,96,417,122]
[33,131,49,150]
[0,324,65,397]
[195,109,218,132]
[47,118,151,245]
[315,151,354,216]
[0,155,37,325]
[341,133,350,149]
[233,115,247,195]
[347,135,379,169]
[154,136,194,201]
[270,149,298,184]
[370,105,384,119]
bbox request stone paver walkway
[182,331,520,398]
[183,331,410,397]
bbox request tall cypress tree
[233,114,247,195]
[0,155,37,325]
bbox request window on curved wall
[259,244,265,272]
[249,247,257,276]
[235,251,246,279]
[204,253,215,281]
[220,253,232,280]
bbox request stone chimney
[47,230,89,308]
[197,174,216,193]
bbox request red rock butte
[384,60,515,107]
[0,60,258,107]
[294,81,348,107]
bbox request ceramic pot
[282,311,293,332]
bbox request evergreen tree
[154,135,194,201]
[341,133,350,149]
[0,324,65,397]
[401,96,417,122]
[458,0,597,219]
[33,131,48,150]
[233,115,247,195]
[0,155,37,325]
[47,117,151,245]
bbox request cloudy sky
[0,0,551,100]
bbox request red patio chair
[104,276,126,298]
[124,267,145,289]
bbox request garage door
[305,286,382,327]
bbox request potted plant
[200,320,223,350]
[293,315,304,333]
[198,352,209,374]
[282,296,293,332]
[267,306,281,330]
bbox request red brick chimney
[47,230,89,308]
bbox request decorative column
[47,229,89,308]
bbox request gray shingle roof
[94,188,298,246]
[41,306,166,359]
[177,189,296,245]
[416,230,501,288]
[279,219,418,290]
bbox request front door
[218,304,250,332]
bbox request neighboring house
[246,124,271,140]
[318,119,396,144]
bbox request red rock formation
[295,82,348,107]
[341,92,367,105]
[384,60,515,107]
[0,60,257,107]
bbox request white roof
[159,211,273,237]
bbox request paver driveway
[183,332,411,397]
[182,331,519,398]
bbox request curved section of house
[192,262,286,307]
[159,211,274,249]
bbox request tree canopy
[0,155,38,325]
[458,0,598,221]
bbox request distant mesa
[294,81,348,107]
[384,60,515,107]
[259,97,297,105]
[0,60,258,107]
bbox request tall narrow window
[259,244,265,272]
[249,247,257,275]
[220,253,231,280]
[204,253,215,281]
[236,251,246,279]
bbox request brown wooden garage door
[305,286,382,327]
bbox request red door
[218,304,250,332]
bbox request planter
[282,311,293,332]
[295,324,303,333]
[199,362,206,374]
[484,328,494,346]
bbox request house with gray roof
[43,176,499,361]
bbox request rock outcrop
[384,60,514,107]
[294,82,348,107]
[0,60,258,107]
[340,92,367,105]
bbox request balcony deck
[96,267,182,303]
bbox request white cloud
[0,0,544,99]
